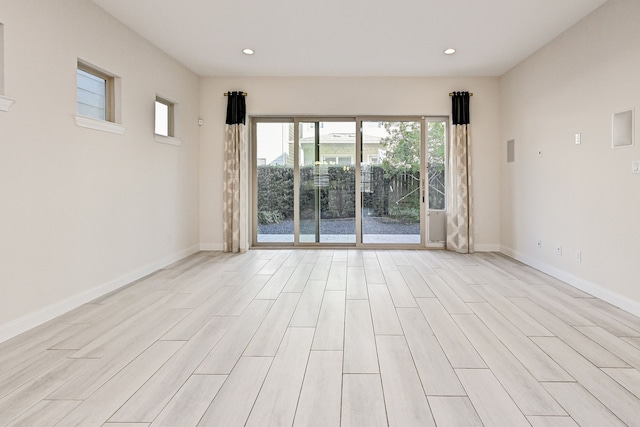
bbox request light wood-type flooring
[2,249,640,426]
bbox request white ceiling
[90,0,608,77]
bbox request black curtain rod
[449,92,473,96]
[224,92,247,96]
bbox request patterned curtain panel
[223,92,247,253]
[446,92,473,253]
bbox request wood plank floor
[2,250,640,427]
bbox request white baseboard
[200,243,224,251]
[500,245,640,318]
[200,242,501,253]
[0,245,200,344]
[474,243,501,252]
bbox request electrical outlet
[537,240,542,249]
[575,250,582,262]
[555,244,562,256]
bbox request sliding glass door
[361,120,423,244]
[298,121,356,243]
[426,119,447,245]
[253,116,446,247]
[254,120,294,243]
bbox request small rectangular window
[155,96,175,137]
[77,61,114,122]
[322,156,335,164]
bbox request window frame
[0,22,5,96]
[155,96,175,138]
[0,22,14,112]
[154,94,181,146]
[75,59,123,134]
[251,115,448,249]
[321,155,353,165]
[77,60,115,122]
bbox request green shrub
[257,164,423,220]
[388,206,420,223]
[257,210,284,225]
[257,166,294,220]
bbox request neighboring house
[269,152,288,166]
[257,122,388,168]
[298,133,383,166]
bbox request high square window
[155,96,175,137]
[77,61,114,122]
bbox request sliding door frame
[250,117,295,248]
[251,115,444,249]
[355,116,426,248]
[425,116,449,249]
[294,117,357,247]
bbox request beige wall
[500,0,640,312]
[11,0,635,340]
[0,0,201,338]
[199,76,501,251]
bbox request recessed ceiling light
[242,48,255,55]
[444,48,456,55]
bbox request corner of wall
[0,245,200,344]
[500,245,640,318]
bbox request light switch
[633,160,640,174]
[575,133,581,144]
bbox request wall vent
[507,139,515,163]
